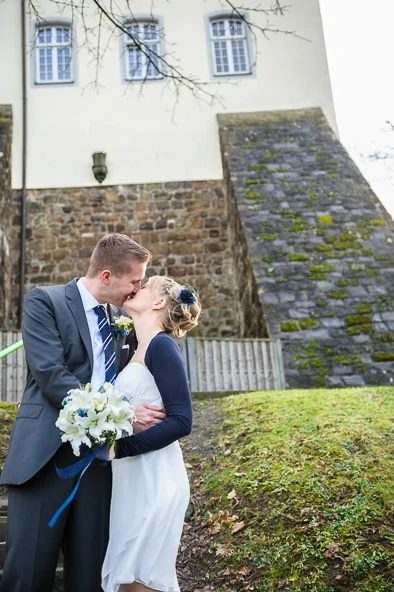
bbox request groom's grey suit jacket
[0,278,136,486]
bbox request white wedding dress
[101,362,190,592]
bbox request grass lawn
[184,387,394,591]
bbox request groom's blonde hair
[87,233,151,277]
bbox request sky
[319,0,394,219]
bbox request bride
[101,275,201,592]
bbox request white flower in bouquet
[56,382,135,456]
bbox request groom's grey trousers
[0,443,112,592]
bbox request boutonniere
[111,315,134,339]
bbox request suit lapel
[65,279,94,373]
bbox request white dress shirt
[77,279,107,385]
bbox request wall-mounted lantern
[92,152,107,183]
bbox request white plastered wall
[0,0,337,189]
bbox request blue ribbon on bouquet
[48,447,106,528]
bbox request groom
[0,234,166,592]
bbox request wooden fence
[0,331,25,404]
[0,332,285,403]
[179,338,285,392]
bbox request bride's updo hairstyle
[148,276,201,338]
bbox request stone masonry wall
[222,159,268,338]
[0,106,14,330]
[218,109,394,388]
[9,180,236,338]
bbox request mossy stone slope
[218,109,394,388]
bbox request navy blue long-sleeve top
[115,332,192,458]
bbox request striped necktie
[93,305,116,384]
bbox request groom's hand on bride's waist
[133,403,166,433]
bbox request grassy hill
[181,387,394,591]
[1,386,394,591]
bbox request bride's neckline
[128,361,147,369]
[129,331,165,367]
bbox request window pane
[214,40,229,74]
[57,47,71,80]
[37,27,52,45]
[144,23,158,41]
[56,27,70,44]
[212,20,225,38]
[37,29,45,44]
[39,47,53,81]
[232,39,247,72]
[127,47,142,79]
[130,23,141,39]
[229,20,243,37]
[126,22,158,44]
[146,44,160,77]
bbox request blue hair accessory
[178,288,196,306]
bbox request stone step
[0,517,5,543]
[0,541,4,570]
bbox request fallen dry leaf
[216,544,234,557]
[231,521,245,534]
[324,543,341,558]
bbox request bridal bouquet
[56,382,135,456]
[49,382,135,528]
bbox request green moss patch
[353,303,373,314]
[280,321,299,332]
[282,211,300,219]
[288,253,309,262]
[289,219,310,232]
[371,352,394,363]
[345,314,372,327]
[244,190,261,200]
[314,243,332,253]
[299,318,318,330]
[338,279,359,287]
[328,290,348,299]
[261,233,277,241]
[375,332,394,344]
[318,215,333,224]
[347,325,373,336]
[310,264,335,274]
[334,354,363,366]
[249,164,269,171]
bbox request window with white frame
[35,24,73,84]
[124,20,163,81]
[209,17,251,76]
